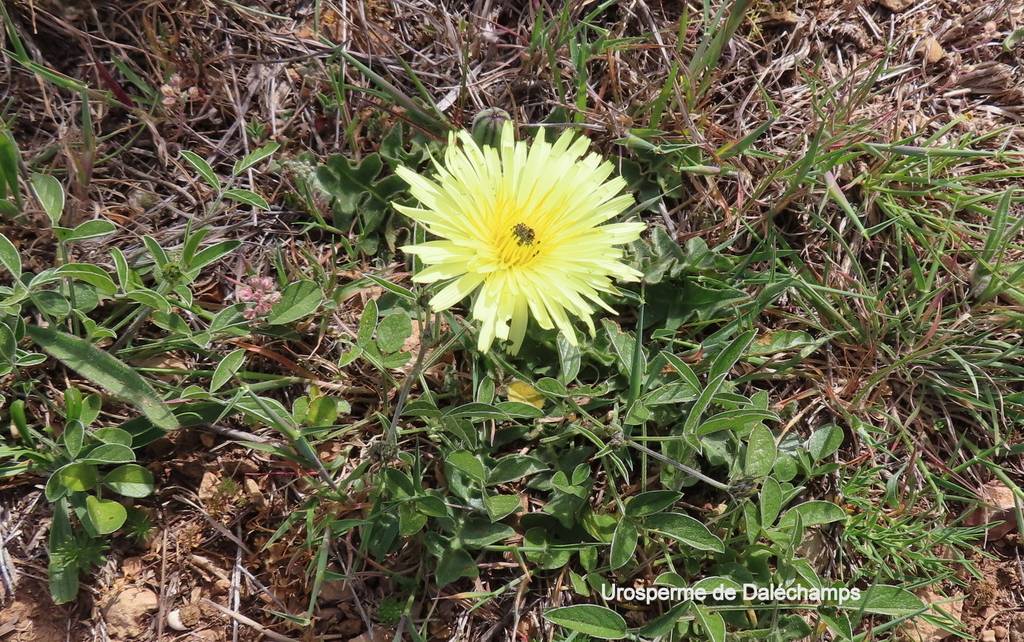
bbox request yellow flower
[395,122,645,353]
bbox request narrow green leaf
[26,325,179,431]
[48,499,79,604]
[211,348,246,392]
[745,425,777,478]
[645,512,724,552]
[760,477,783,527]
[364,274,416,301]
[544,605,627,640]
[267,280,324,325]
[0,233,21,278]
[66,219,116,242]
[707,329,756,381]
[80,443,135,464]
[778,501,846,529]
[53,263,117,295]
[223,188,270,210]
[609,519,639,570]
[233,142,280,175]
[854,585,926,616]
[188,240,241,272]
[181,150,220,190]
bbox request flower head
[396,122,644,353]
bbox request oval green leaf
[103,464,155,498]
[85,495,128,534]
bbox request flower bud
[471,108,510,148]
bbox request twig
[200,598,300,642]
[156,524,168,641]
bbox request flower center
[511,223,536,247]
[497,222,541,267]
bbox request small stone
[982,630,997,642]
[105,587,158,640]
[995,625,1009,639]
[920,37,944,64]
[878,0,913,11]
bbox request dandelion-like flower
[395,122,645,353]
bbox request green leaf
[457,519,514,548]
[625,490,681,517]
[524,527,573,569]
[778,501,846,529]
[85,494,128,534]
[188,240,241,272]
[0,129,20,205]
[267,280,324,325]
[682,373,727,434]
[436,547,477,586]
[26,325,179,431]
[446,450,486,483]
[305,396,338,427]
[48,499,79,604]
[55,461,98,492]
[124,289,172,313]
[557,333,581,383]
[707,329,756,381]
[0,233,21,278]
[696,409,778,436]
[759,477,783,527]
[364,274,416,301]
[487,455,546,484]
[223,188,270,210]
[609,519,639,570]
[103,464,155,498]
[233,142,280,175]
[30,172,64,226]
[181,150,220,190]
[53,263,117,294]
[807,424,844,461]
[316,153,385,213]
[211,348,246,392]
[543,605,627,640]
[695,606,726,642]
[854,585,926,617]
[484,494,520,521]
[80,443,135,464]
[745,424,777,478]
[376,311,412,353]
[356,298,378,347]
[62,420,84,458]
[31,290,71,317]
[644,512,724,552]
[93,427,133,447]
[66,219,116,242]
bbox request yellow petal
[507,380,544,409]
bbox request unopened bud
[471,108,510,148]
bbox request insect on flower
[394,121,645,353]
